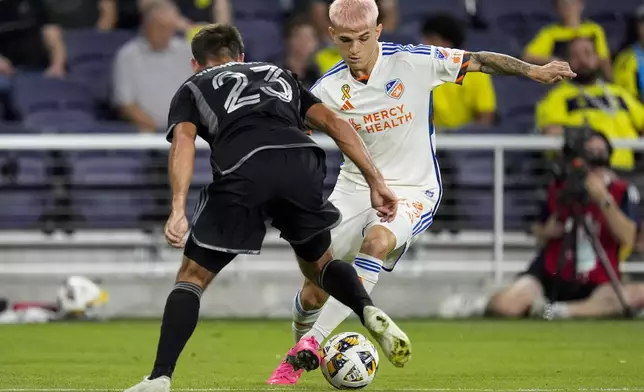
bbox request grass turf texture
[0,320,643,391]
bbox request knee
[300,280,328,310]
[176,257,215,289]
[360,226,396,259]
[488,293,531,318]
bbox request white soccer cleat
[362,305,411,368]
[123,376,171,392]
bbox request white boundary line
[2,388,644,392]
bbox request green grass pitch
[1,320,643,391]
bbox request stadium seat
[482,0,555,19]
[397,20,423,41]
[503,120,538,134]
[0,122,39,134]
[481,0,556,45]
[236,19,284,62]
[590,15,626,54]
[380,32,419,46]
[585,0,640,17]
[233,0,283,20]
[505,189,540,230]
[56,121,139,134]
[453,151,494,187]
[494,77,550,124]
[68,151,151,229]
[64,29,135,101]
[11,75,96,120]
[457,189,494,230]
[398,0,468,22]
[0,151,51,229]
[463,30,521,56]
[23,111,96,131]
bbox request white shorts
[329,179,440,271]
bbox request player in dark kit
[123,24,411,392]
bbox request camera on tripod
[550,126,603,205]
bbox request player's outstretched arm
[305,103,397,221]
[465,51,577,84]
[166,122,197,248]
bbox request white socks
[291,290,322,342]
[296,253,383,344]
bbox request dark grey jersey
[166,61,322,176]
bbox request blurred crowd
[2,0,644,234]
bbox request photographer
[440,131,644,319]
[488,131,644,319]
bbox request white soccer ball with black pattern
[320,331,379,390]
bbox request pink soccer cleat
[266,336,321,385]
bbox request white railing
[2,133,644,282]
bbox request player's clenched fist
[165,210,189,248]
[370,182,398,222]
[527,61,577,84]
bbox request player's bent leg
[125,239,234,392]
[299,225,394,346]
[487,275,544,318]
[292,279,328,342]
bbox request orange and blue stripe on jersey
[455,52,471,85]
[310,60,348,91]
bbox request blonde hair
[329,0,379,29]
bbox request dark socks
[318,259,374,324]
[149,282,203,379]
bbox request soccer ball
[320,332,379,390]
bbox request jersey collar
[347,43,384,86]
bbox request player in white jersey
[268,0,576,384]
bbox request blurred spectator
[536,38,643,172]
[177,0,232,27]
[271,17,321,89]
[117,0,231,36]
[614,5,644,103]
[113,0,193,131]
[523,0,612,81]
[0,0,67,78]
[312,0,397,72]
[178,0,233,41]
[43,0,117,30]
[421,13,496,129]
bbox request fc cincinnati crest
[385,79,404,99]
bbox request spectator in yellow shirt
[421,13,496,129]
[614,5,644,103]
[536,38,644,172]
[523,0,612,81]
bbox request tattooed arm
[465,51,577,84]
